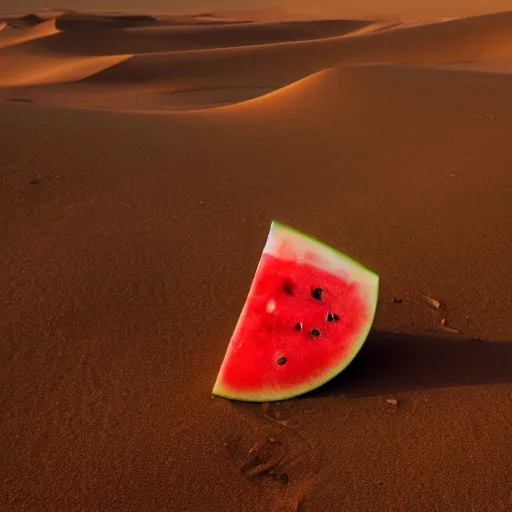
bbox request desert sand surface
[1,6,512,512]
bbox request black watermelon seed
[311,288,323,300]
[283,280,294,295]
[327,313,334,322]
[295,322,302,331]
[333,314,340,321]
[277,357,287,365]
[311,329,321,337]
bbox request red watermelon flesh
[212,221,379,402]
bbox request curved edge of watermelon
[212,220,379,402]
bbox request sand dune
[1,7,512,512]
[213,63,512,114]
[0,20,129,87]
[0,10,510,125]
[0,18,59,48]
[85,11,512,86]
[1,10,510,110]
[55,11,160,29]
[0,19,131,87]
[11,19,372,56]
[54,11,255,29]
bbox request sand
[1,6,512,512]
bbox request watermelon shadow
[307,331,512,398]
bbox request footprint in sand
[241,437,287,479]
[225,406,319,512]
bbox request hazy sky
[1,0,510,17]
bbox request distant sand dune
[0,18,59,48]
[55,11,159,30]
[6,13,47,28]
[14,19,372,56]
[54,11,254,29]
[85,10,512,86]
[0,16,132,87]
[0,9,510,108]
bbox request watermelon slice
[212,221,379,402]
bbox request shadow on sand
[307,330,512,398]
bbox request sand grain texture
[1,6,512,512]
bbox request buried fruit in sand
[212,221,379,402]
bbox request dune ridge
[5,13,46,27]
[6,18,373,55]
[0,53,131,87]
[210,62,512,114]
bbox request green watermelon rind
[212,220,379,402]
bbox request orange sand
[1,6,511,512]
